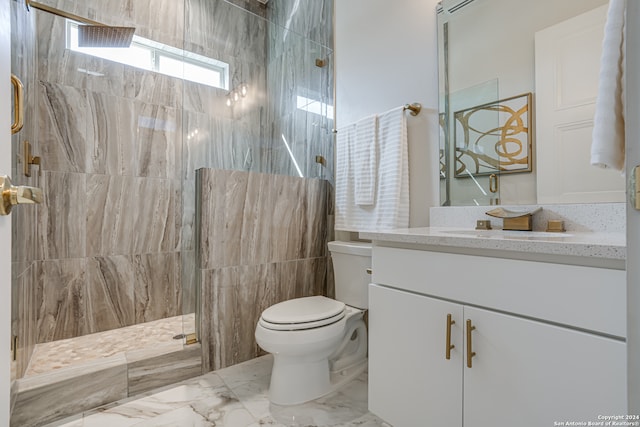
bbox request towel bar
[332,102,422,133]
[403,103,422,116]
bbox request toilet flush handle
[365,268,372,275]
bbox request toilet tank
[328,241,372,309]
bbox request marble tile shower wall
[264,0,335,181]
[186,0,335,373]
[19,0,192,358]
[180,0,271,342]
[196,169,330,372]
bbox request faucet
[485,207,543,231]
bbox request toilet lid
[260,296,346,331]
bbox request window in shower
[296,95,334,118]
[66,20,229,89]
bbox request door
[1,0,12,424]
[463,306,627,427]
[626,0,640,413]
[368,284,463,427]
[535,4,625,204]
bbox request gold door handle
[0,175,43,215]
[466,319,476,368]
[11,74,24,134]
[446,314,455,360]
[489,174,498,194]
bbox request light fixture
[226,83,249,107]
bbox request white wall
[1,0,12,424]
[335,0,441,227]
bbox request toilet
[255,240,371,406]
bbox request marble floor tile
[44,355,390,427]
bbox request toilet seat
[259,296,346,331]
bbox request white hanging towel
[335,122,357,230]
[375,106,410,229]
[591,0,626,171]
[353,114,378,206]
[335,106,410,232]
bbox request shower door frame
[1,0,13,422]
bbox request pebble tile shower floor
[24,314,195,377]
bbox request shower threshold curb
[10,343,202,427]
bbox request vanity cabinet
[368,246,627,427]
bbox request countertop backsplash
[429,203,626,233]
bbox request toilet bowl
[255,241,371,406]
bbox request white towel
[335,122,356,230]
[354,115,378,205]
[376,106,410,229]
[335,106,410,232]
[591,0,626,171]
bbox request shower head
[77,25,136,48]
[27,0,136,48]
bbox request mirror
[438,0,626,206]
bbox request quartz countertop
[359,227,626,262]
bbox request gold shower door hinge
[11,335,18,362]
[23,140,41,177]
[185,333,198,345]
[633,165,640,211]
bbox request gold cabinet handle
[0,175,43,215]
[466,319,476,368]
[446,314,455,360]
[11,74,24,134]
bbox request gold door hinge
[23,140,41,177]
[185,333,198,345]
[11,335,18,362]
[633,165,640,211]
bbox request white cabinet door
[463,306,627,427]
[368,284,463,427]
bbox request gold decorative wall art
[453,93,532,177]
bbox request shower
[9,0,334,425]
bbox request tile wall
[29,0,186,349]
[197,169,331,371]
